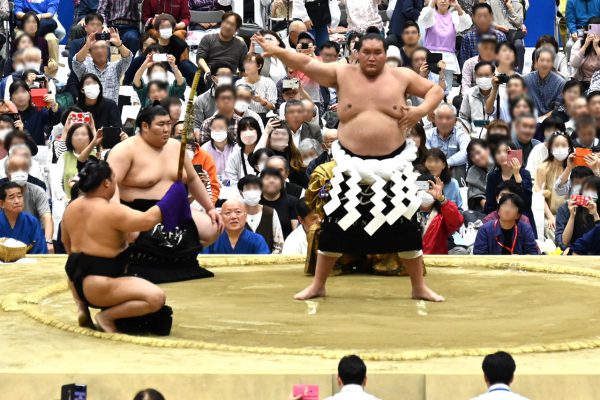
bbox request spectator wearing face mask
[567,177,600,256]
[460,61,497,136]
[77,74,122,131]
[416,174,463,254]
[523,48,566,117]
[525,116,567,178]
[72,28,133,104]
[282,198,321,255]
[199,86,241,144]
[10,80,60,145]
[238,175,284,254]
[555,169,597,250]
[233,85,266,132]
[0,182,47,254]
[298,138,323,170]
[534,133,574,237]
[259,167,298,238]
[484,43,520,123]
[193,65,234,131]
[0,144,45,187]
[226,117,262,187]
[474,193,539,255]
[0,130,39,176]
[264,125,308,189]
[5,154,52,251]
[143,1,190,41]
[203,199,270,254]
[133,53,186,107]
[4,47,58,102]
[201,115,235,177]
[460,33,499,97]
[13,12,51,73]
[152,13,198,86]
[235,54,277,124]
[306,128,337,177]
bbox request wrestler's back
[63,198,129,258]
[109,136,189,202]
[335,66,411,157]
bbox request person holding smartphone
[570,17,600,91]
[565,0,600,60]
[133,53,186,107]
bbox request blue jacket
[484,167,537,238]
[473,219,539,255]
[389,0,424,37]
[14,0,59,15]
[570,224,600,255]
[203,229,270,255]
[566,0,600,34]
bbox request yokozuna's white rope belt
[324,140,423,236]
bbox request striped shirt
[236,77,277,114]
[72,53,133,104]
[97,0,140,23]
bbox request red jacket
[422,200,464,255]
[143,0,191,27]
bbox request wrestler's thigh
[192,209,219,244]
[83,276,165,308]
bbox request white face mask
[242,189,262,206]
[418,191,435,208]
[84,84,100,100]
[211,130,228,142]
[551,147,569,161]
[10,170,28,186]
[159,28,173,39]
[0,128,11,141]
[150,72,168,82]
[476,77,493,91]
[571,184,582,195]
[234,100,249,113]
[303,156,315,165]
[14,64,24,72]
[583,191,598,201]
[240,129,257,145]
[217,76,232,86]
[24,62,40,72]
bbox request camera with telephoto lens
[497,73,509,84]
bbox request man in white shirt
[282,198,320,255]
[324,355,380,400]
[472,351,529,400]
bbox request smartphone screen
[507,149,523,165]
[193,164,204,174]
[415,181,430,191]
[589,24,600,35]
[152,53,168,62]
[293,384,318,400]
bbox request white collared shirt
[292,127,302,147]
[471,384,529,400]
[324,384,380,400]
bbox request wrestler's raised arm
[252,33,338,89]
[397,68,445,130]
[106,142,133,203]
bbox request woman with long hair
[226,117,263,186]
[77,73,122,130]
[265,121,307,187]
[534,132,574,236]
[570,17,600,91]
[423,148,463,210]
[409,124,428,171]
[466,139,492,212]
[200,115,236,176]
[484,140,536,237]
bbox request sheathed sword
[177,70,202,181]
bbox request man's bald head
[221,199,247,232]
[288,21,307,47]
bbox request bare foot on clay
[77,305,95,330]
[412,286,445,302]
[294,285,326,300]
[95,312,118,333]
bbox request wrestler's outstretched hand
[157,181,192,232]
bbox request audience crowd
[0,0,598,260]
